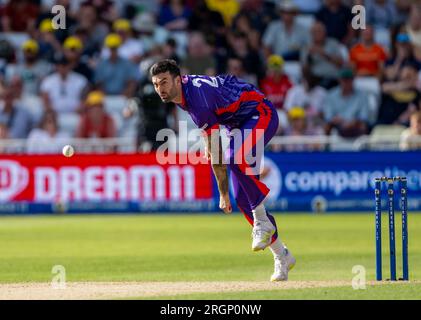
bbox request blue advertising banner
[258,151,421,212]
[0,152,420,214]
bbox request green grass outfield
[0,213,420,299]
[148,283,421,300]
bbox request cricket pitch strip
[0,280,404,300]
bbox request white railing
[268,135,421,151]
[0,135,420,154]
[0,137,137,154]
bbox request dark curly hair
[149,59,181,78]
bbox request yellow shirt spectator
[206,0,240,26]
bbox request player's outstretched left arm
[205,128,232,214]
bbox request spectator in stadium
[162,38,181,63]
[134,12,170,54]
[0,119,15,153]
[383,33,419,81]
[158,0,192,31]
[262,0,308,61]
[315,0,354,45]
[291,0,322,14]
[94,33,138,97]
[122,0,160,15]
[0,0,39,32]
[260,55,292,110]
[135,81,177,151]
[301,21,345,89]
[6,75,24,100]
[137,46,166,84]
[283,106,324,152]
[76,90,116,138]
[366,0,398,30]
[73,3,109,58]
[323,67,370,138]
[101,18,143,64]
[181,32,216,75]
[35,0,77,43]
[206,0,240,26]
[284,67,327,129]
[188,0,226,45]
[226,56,257,86]
[234,0,280,34]
[84,0,118,25]
[40,55,88,114]
[36,19,62,62]
[0,38,15,77]
[0,121,8,140]
[378,61,421,125]
[406,3,421,61]
[400,110,421,150]
[0,121,14,153]
[227,31,264,80]
[395,0,412,26]
[5,39,52,96]
[0,86,32,139]
[231,10,254,33]
[27,110,69,154]
[349,25,388,77]
[62,36,93,83]
[230,12,261,53]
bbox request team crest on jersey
[181,75,189,84]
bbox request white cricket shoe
[251,220,276,251]
[271,249,296,281]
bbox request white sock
[270,238,288,259]
[252,203,269,222]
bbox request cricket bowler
[150,59,295,281]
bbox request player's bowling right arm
[205,126,232,214]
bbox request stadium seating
[338,43,349,61]
[0,32,29,50]
[283,61,302,84]
[19,95,44,125]
[296,14,315,31]
[367,124,407,150]
[353,77,381,95]
[0,1,417,155]
[57,112,80,137]
[374,28,391,52]
[353,77,381,125]
[104,95,127,114]
[103,95,140,139]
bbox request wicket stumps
[374,176,409,281]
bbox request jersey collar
[177,83,188,110]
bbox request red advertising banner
[0,154,213,203]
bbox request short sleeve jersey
[178,74,265,131]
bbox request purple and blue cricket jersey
[177,74,280,242]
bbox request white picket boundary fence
[0,134,420,154]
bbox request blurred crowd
[0,0,421,153]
